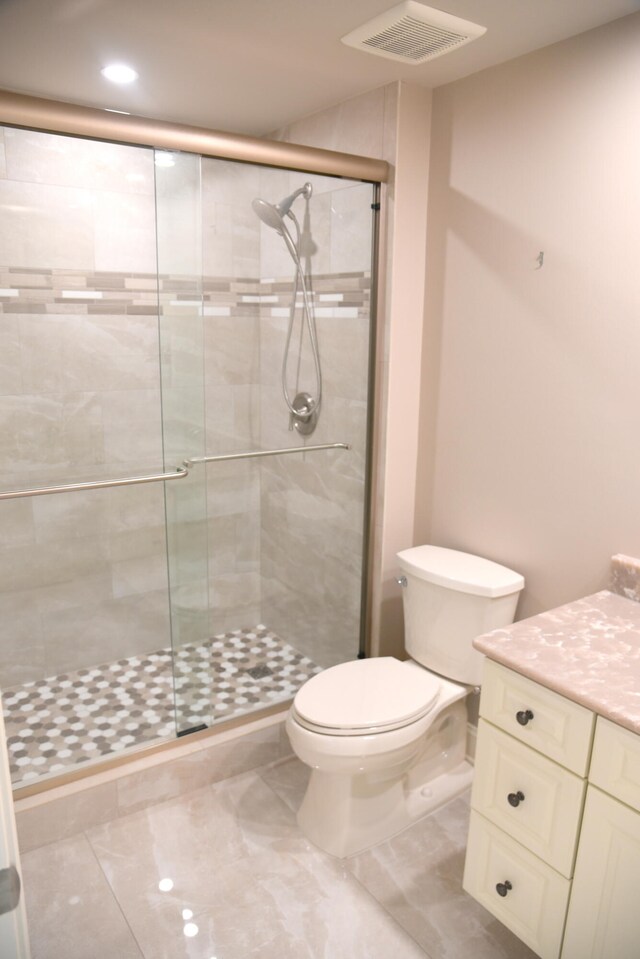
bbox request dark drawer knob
[508,790,525,807]
[496,880,513,898]
[516,709,534,726]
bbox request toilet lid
[293,658,440,734]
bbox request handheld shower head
[252,198,299,262]
[252,182,312,234]
[252,182,312,263]
[251,197,286,234]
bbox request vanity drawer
[471,719,586,876]
[480,660,595,775]
[589,717,640,812]
[463,811,570,959]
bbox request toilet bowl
[286,658,472,857]
[287,546,524,858]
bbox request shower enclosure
[0,124,377,787]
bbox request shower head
[252,182,312,235]
[252,197,287,234]
[252,182,312,263]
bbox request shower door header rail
[0,90,389,184]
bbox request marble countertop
[473,589,640,735]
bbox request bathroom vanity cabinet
[463,658,640,959]
[561,718,640,958]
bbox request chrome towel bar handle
[187,442,350,465]
[0,442,351,499]
[0,466,189,500]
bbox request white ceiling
[0,0,637,137]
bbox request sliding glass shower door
[157,155,376,724]
[0,127,182,782]
[0,124,376,786]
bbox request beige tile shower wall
[418,12,640,617]
[256,171,373,666]
[272,83,432,660]
[0,128,170,688]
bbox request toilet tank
[397,546,524,686]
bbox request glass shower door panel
[257,176,375,674]
[0,127,176,784]
[155,150,212,735]
[201,159,375,720]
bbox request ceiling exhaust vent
[341,2,486,65]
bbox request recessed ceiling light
[101,63,138,84]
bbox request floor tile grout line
[255,762,304,819]
[83,827,148,959]
[341,858,434,958]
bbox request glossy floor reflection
[21,758,537,959]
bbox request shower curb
[14,710,291,852]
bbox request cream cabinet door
[589,717,640,812]
[562,785,640,959]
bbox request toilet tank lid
[397,546,524,598]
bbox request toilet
[286,545,524,858]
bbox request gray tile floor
[21,757,538,959]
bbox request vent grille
[341,2,486,65]
[363,15,468,61]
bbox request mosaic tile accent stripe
[3,625,321,785]
[0,267,371,318]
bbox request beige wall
[418,12,640,619]
[274,82,433,657]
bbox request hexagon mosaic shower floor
[3,625,321,785]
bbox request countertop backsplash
[609,553,640,603]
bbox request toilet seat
[292,657,441,736]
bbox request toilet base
[298,759,473,858]
[296,698,473,858]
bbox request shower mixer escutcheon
[290,391,319,435]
